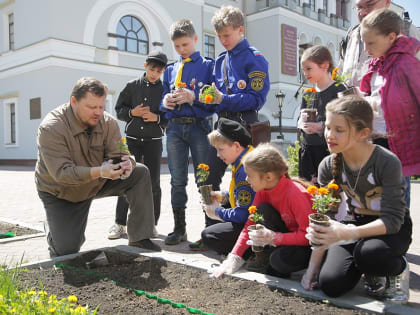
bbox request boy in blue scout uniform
[160,19,215,245]
[201,118,256,255]
[191,7,270,249]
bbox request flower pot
[337,87,357,98]
[301,108,317,123]
[308,213,330,247]
[199,184,213,205]
[247,224,264,253]
[111,156,123,170]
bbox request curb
[0,217,45,244]
[14,246,420,315]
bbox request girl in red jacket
[210,143,314,278]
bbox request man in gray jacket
[35,77,160,256]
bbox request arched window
[116,15,148,54]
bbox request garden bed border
[11,245,418,315]
[0,217,45,244]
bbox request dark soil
[17,250,369,315]
[0,221,41,237]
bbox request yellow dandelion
[48,308,56,314]
[27,290,36,296]
[38,290,48,296]
[68,295,78,303]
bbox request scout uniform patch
[237,189,252,206]
[249,71,267,91]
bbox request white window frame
[203,34,216,59]
[105,94,114,116]
[3,97,18,147]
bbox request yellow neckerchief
[229,145,254,208]
[174,58,192,87]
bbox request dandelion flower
[68,295,78,303]
[48,308,56,314]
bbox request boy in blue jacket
[160,19,215,245]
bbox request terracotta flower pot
[247,224,264,253]
[337,87,357,98]
[199,184,213,205]
[308,213,330,247]
[301,108,317,122]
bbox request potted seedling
[301,87,318,123]
[112,137,130,167]
[172,81,187,110]
[331,67,356,97]
[199,84,218,104]
[197,163,212,205]
[307,181,340,246]
[247,205,265,252]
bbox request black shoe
[128,239,161,252]
[164,231,187,245]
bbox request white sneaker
[384,257,410,304]
[152,226,159,238]
[107,224,126,240]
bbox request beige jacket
[35,103,129,202]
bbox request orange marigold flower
[318,187,329,195]
[204,94,213,103]
[197,163,209,170]
[248,205,257,214]
[327,183,339,190]
[303,87,316,93]
[307,185,318,195]
[331,67,339,80]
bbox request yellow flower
[307,185,318,195]
[27,290,36,296]
[48,308,56,314]
[38,290,48,296]
[75,306,87,314]
[318,187,329,195]
[68,295,78,303]
[204,94,213,103]
[248,205,257,214]
[327,182,339,190]
[0,294,3,300]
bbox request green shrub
[287,140,300,177]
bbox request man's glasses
[353,0,381,12]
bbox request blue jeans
[166,119,211,209]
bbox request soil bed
[16,250,370,315]
[0,221,41,237]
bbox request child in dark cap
[200,118,256,255]
[109,50,168,240]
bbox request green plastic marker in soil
[56,263,214,315]
[0,232,14,239]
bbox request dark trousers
[39,164,155,257]
[116,138,162,225]
[258,203,312,274]
[201,221,245,255]
[319,215,412,297]
[298,143,330,182]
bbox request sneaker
[107,224,126,240]
[128,239,161,252]
[188,239,208,252]
[363,274,386,297]
[384,258,410,304]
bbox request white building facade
[0,0,358,163]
